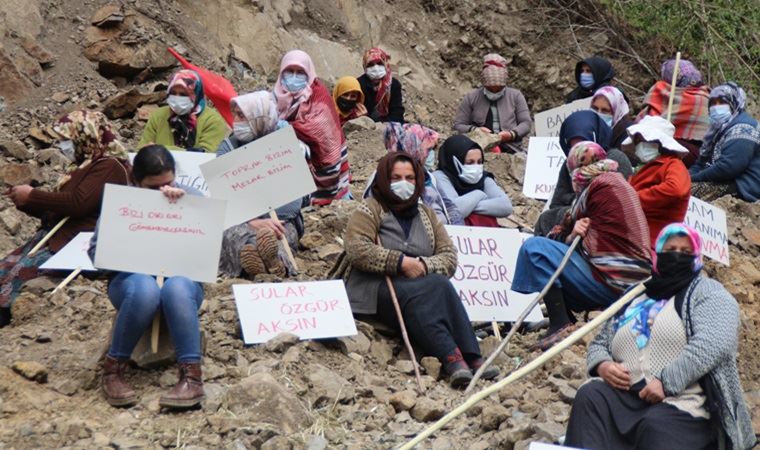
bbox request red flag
[167,48,237,126]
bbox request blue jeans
[512,237,617,311]
[108,273,204,363]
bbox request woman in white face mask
[138,69,229,153]
[625,115,692,249]
[357,47,405,123]
[432,135,512,227]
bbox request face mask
[655,251,696,276]
[167,95,194,115]
[709,104,732,125]
[282,73,308,93]
[580,73,595,89]
[366,65,387,80]
[454,157,484,184]
[390,180,416,201]
[483,88,505,101]
[233,122,254,142]
[336,96,358,113]
[424,150,436,171]
[57,140,76,162]
[596,112,613,128]
[635,142,660,163]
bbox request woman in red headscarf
[357,48,405,123]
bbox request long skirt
[0,230,53,309]
[565,379,715,450]
[218,218,301,277]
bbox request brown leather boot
[159,363,205,408]
[102,355,138,407]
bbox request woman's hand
[477,126,492,134]
[247,218,286,239]
[598,361,631,390]
[639,379,666,404]
[159,185,185,203]
[355,103,368,117]
[8,185,33,206]
[498,131,513,142]
[400,256,426,279]
[567,217,591,243]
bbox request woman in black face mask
[332,76,368,126]
[564,223,756,450]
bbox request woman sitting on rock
[357,47,405,123]
[565,223,756,450]
[332,76,367,125]
[1,110,130,327]
[591,86,633,150]
[90,145,206,409]
[513,141,651,350]
[333,152,498,387]
[626,116,691,249]
[433,135,512,227]
[217,91,304,278]
[139,69,228,153]
[566,56,616,103]
[275,50,351,205]
[452,53,532,154]
[689,82,760,202]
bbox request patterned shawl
[362,48,392,117]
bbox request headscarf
[274,50,318,120]
[362,48,393,117]
[661,59,703,87]
[558,110,613,155]
[652,222,703,272]
[699,82,747,163]
[166,70,206,149]
[566,141,618,193]
[231,91,279,140]
[592,86,630,126]
[437,134,493,195]
[371,152,425,216]
[332,76,365,119]
[481,53,508,87]
[384,123,439,163]
[52,110,128,188]
[574,57,615,91]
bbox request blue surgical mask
[580,73,595,89]
[709,104,732,125]
[597,112,613,128]
[282,73,308,93]
[424,150,436,171]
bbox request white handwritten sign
[40,232,96,271]
[200,126,316,228]
[445,226,543,322]
[534,97,592,137]
[94,184,226,282]
[684,197,729,265]
[523,137,566,201]
[129,150,215,195]
[233,280,357,345]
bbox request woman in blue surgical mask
[591,86,634,151]
[566,56,616,103]
[689,82,760,202]
[433,135,512,227]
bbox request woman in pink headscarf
[591,86,634,153]
[274,50,351,205]
[357,48,405,123]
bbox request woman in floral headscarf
[357,48,405,123]
[591,86,633,150]
[1,110,131,326]
[139,69,229,153]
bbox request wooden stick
[666,52,682,122]
[51,267,82,295]
[491,321,501,340]
[399,282,647,450]
[151,276,165,354]
[28,217,70,257]
[465,235,581,393]
[269,210,298,272]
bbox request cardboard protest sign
[40,232,96,271]
[684,196,730,265]
[200,126,316,228]
[534,97,592,137]
[523,137,566,201]
[128,150,215,195]
[233,280,357,344]
[445,226,543,322]
[94,184,226,282]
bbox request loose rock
[11,361,48,383]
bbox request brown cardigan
[18,157,130,252]
[452,87,532,138]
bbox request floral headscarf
[661,59,703,87]
[566,141,618,193]
[592,86,630,126]
[383,123,439,163]
[700,81,747,163]
[231,91,280,140]
[653,222,703,272]
[167,70,206,148]
[362,47,392,117]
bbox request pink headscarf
[592,86,630,126]
[274,50,318,120]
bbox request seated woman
[689,82,760,202]
[357,48,405,123]
[90,145,206,409]
[217,91,303,278]
[433,135,512,227]
[626,116,691,249]
[275,50,351,205]
[637,60,710,167]
[565,223,756,450]
[139,69,229,153]
[513,141,651,350]
[1,110,130,327]
[332,76,367,125]
[565,56,616,103]
[452,53,532,153]
[363,122,463,225]
[333,152,497,387]
[591,86,633,149]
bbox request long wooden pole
[399,282,647,450]
[269,210,298,272]
[27,217,70,257]
[666,52,682,122]
[51,267,82,295]
[465,235,582,393]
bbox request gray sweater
[587,276,756,450]
[432,171,513,218]
[452,87,532,138]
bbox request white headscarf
[231,91,279,140]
